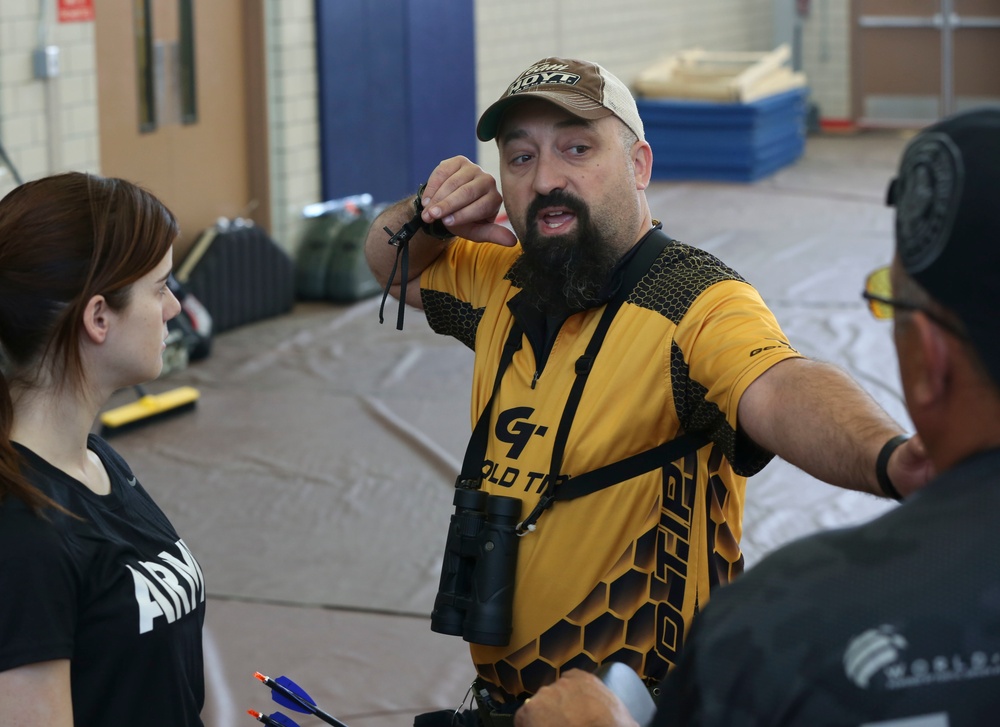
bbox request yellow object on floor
[99,386,200,436]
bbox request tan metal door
[94,0,268,259]
[853,0,1000,125]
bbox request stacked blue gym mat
[636,87,809,183]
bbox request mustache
[526,190,587,222]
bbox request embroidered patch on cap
[509,70,583,95]
[895,133,965,274]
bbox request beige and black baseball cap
[476,57,645,143]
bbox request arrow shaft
[264,676,349,727]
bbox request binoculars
[430,487,521,646]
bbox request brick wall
[0,0,100,198]
[0,1,322,251]
[0,1,853,249]
[263,0,322,254]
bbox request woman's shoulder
[0,492,74,567]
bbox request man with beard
[515,107,1000,727]
[364,57,930,727]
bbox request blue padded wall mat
[637,88,808,182]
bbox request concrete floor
[103,128,917,727]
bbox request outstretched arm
[738,357,933,498]
[364,155,516,309]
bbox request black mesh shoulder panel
[421,288,485,351]
[632,240,772,477]
[626,240,746,323]
[670,342,774,477]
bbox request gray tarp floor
[101,129,914,727]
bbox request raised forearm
[365,156,516,309]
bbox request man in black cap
[365,57,931,726]
[515,107,1000,727]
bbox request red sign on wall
[59,0,95,23]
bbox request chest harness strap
[457,227,710,535]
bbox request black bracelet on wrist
[414,183,454,241]
[876,434,909,501]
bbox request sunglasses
[862,266,967,338]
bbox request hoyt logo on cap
[476,57,645,143]
[508,67,583,95]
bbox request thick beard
[509,191,621,314]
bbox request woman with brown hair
[0,173,205,726]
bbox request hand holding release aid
[377,184,453,330]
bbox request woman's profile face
[100,248,181,387]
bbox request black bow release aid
[378,185,453,330]
[377,209,420,331]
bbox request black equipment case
[175,219,295,334]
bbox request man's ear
[909,312,951,407]
[633,140,653,191]
[82,295,111,344]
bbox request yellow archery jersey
[420,232,801,699]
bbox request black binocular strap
[519,226,674,532]
[458,226,710,531]
[548,431,710,504]
[458,320,524,488]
